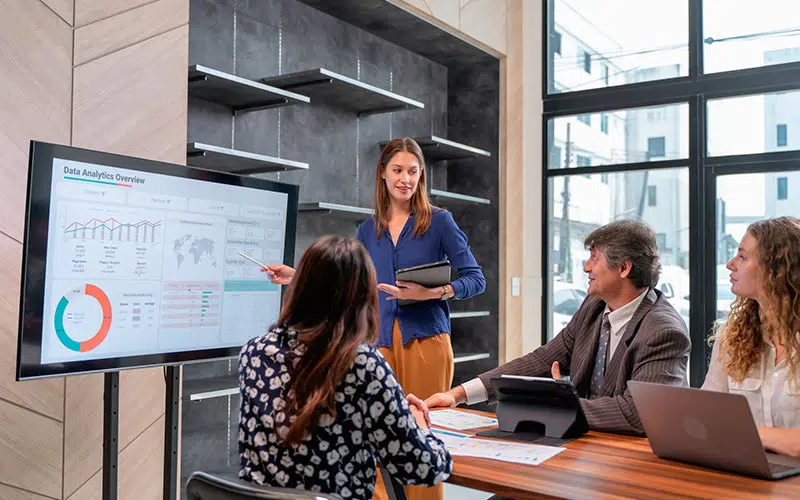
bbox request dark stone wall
[180,0,499,491]
[446,62,501,388]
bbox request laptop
[628,381,800,480]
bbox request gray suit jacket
[478,288,690,436]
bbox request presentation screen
[16,141,298,380]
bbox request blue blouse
[357,210,486,348]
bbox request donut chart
[54,284,112,352]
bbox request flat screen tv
[16,141,298,380]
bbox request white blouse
[703,328,800,428]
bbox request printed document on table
[429,409,498,430]
[431,429,565,466]
[431,428,472,448]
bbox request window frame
[542,0,800,387]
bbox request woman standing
[265,137,486,499]
[703,216,800,456]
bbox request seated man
[426,219,691,435]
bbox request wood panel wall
[0,1,188,498]
[395,0,509,56]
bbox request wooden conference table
[435,408,800,499]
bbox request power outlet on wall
[511,277,521,297]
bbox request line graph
[64,217,162,243]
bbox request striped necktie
[590,313,612,399]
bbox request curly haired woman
[703,216,800,457]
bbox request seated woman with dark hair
[238,235,452,499]
[703,216,800,456]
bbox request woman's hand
[377,281,440,302]
[407,393,431,429]
[260,264,296,285]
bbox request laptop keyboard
[768,462,798,475]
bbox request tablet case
[394,260,451,306]
[475,375,588,446]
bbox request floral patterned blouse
[238,324,452,499]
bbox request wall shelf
[188,64,310,113]
[450,311,490,319]
[183,375,238,402]
[299,202,374,220]
[186,142,309,174]
[430,189,491,206]
[382,136,491,161]
[261,68,424,116]
[453,353,491,364]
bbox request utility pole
[558,123,571,279]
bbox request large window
[703,0,800,73]
[708,90,800,156]
[716,170,800,319]
[544,0,800,386]
[548,0,688,93]
[547,169,690,340]
[547,103,688,169]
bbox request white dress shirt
[702,327,800,428]
[463,290,649,404]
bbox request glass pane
[704,0,800,73]
[549,0,688,93]
[548,103,689,169]
[547,168,690,340]
[708,89,800,156]
[715,170,799,321]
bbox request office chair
[186,469,407,500]
[185,471,339,499]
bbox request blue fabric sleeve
[356,220,367,246]
[439,211,486,300]
[362,351,452,486]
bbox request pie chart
[54,284,112,352]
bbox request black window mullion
[545,159,687,178]
[708,150,800,170]
[689,0,703,80]
[544,63,800,118]
[541,112,552,347]
[689,93,710,387]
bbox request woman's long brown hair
[278,235,379,445]
[373,137,434,238]
[717,217,800,384]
